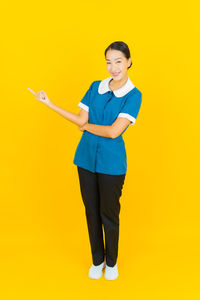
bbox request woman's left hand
[78,123,88,132]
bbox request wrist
[85,123,89,130]
[46,101,54,108]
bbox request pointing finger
[27,88,37,96]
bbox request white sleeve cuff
[117,113,136,125]
[78,102,89,112]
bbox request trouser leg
[77,166,105,265]
[97,172,126,267]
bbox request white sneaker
[104,263,119,280]
[88,261,106,279]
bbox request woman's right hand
[35,90,52,106]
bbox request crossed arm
[78,109,131,138]
[47,103,131,139]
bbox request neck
[110,75,128,90]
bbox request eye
[106,61,121,64]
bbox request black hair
[104,41,132,69]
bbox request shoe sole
[104,274,118,280]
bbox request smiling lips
[113,72,120,76]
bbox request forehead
[105,49,124,60]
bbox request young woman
[34,41,142,280]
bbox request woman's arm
[81,123,112,138]
[47,102,87,127]
[34,90,87,127]
[80,117,131,138]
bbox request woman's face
[105,49,131,81]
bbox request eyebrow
[106,57,122,61]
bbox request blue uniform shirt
[73,76,142,175]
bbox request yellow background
[0,0,200,299]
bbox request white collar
[98,76,135,97]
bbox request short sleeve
[117,90,142,125]
[78,81,94,112]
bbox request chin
[113,75,123,81]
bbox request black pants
[77,166,126,267]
